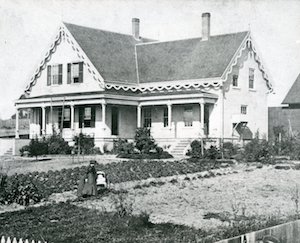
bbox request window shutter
[58,64,63,84]
[91,107,96,128]
[47,66,51,86]
[67,64,71,84]
[79,62,83,83]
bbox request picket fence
[0,236,47,243]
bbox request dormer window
[47,64,62,85]
[67,62,83,84]
[232,74,238,87]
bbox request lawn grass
[0,202,209,243]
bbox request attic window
[232,75,238,87]
[47,64,62,86]
[249,68,254,89]
[67,62,83,84]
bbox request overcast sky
[0,0,300,119]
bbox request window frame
[249,68,255,89]
[143,108,152,128]
[67,62,83,84]
[163,107,168,127]
[184,106,193,127]
[232,74,239,87]
[79,106,95,128]
[47,64,62,86]
[241,105,247,115]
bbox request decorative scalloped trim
[221,34,273,92]
[104,80,221,93]
[24,24,105,96]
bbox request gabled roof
[282,73,300,104]
[136,31,249,83]
[64,23,154,84]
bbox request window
[143,108,152,128]
[184,106,193,127]
[47,64,62,85]
[58,107,71,128]
[241,105,247,114]
[232,74,238,87]
[163,107,168,127]
[68,62,83,84]
[79,106,95,128]
[249,68,254,89]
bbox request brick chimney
[132,18,140,40]
[202,13,211,41]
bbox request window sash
[163,107,168,127]
[249,68,254,89]
[232,75,238,87]
[184,107,193,127]
[241,105,247,114]
[143,108,152,127]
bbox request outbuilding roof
[282,73,300,104]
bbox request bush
[244,138,274,162]
[223,142,238,159]
[134,128,156,154]
[206,145,221,160]
[73,133,95,154]
[27,138,48,159]
[113,138,135,155]
[19,145,30,157]
[186,140,205,158]
[47,134,71,154]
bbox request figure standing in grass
[85,160,98,196]
[77,160,98,197]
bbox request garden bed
[1,158,230,204]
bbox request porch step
[3,148,13,156]
[170,139,192,157]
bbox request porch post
[168,103,172,130]
[102,103,106,129]
[42,106,46,136]
[200,102,205,135]
[70,104,74,130]
[15,107,19,139]
[137,105,141,128]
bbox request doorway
[111,107,119,135]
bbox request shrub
[27,138,48,160]
[19,145,30,157]
[47,134,71,154]
[223,142,238,159]
[73,133,95,154]
[244,138,274,162]
[113,138,135,155]
[206,145,221,160]
[186,140,205,158]
[134,128,156,154]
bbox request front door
[111,107,119,135]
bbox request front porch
[15,91,218,152]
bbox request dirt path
[75,165,300,231]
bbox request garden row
[0,158,226,206]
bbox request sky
[0,0,300,119]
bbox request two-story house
[15,13,273,155]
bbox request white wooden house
[15,13,273,155]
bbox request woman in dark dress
[77,160,98,197]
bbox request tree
[134,128,156,154]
